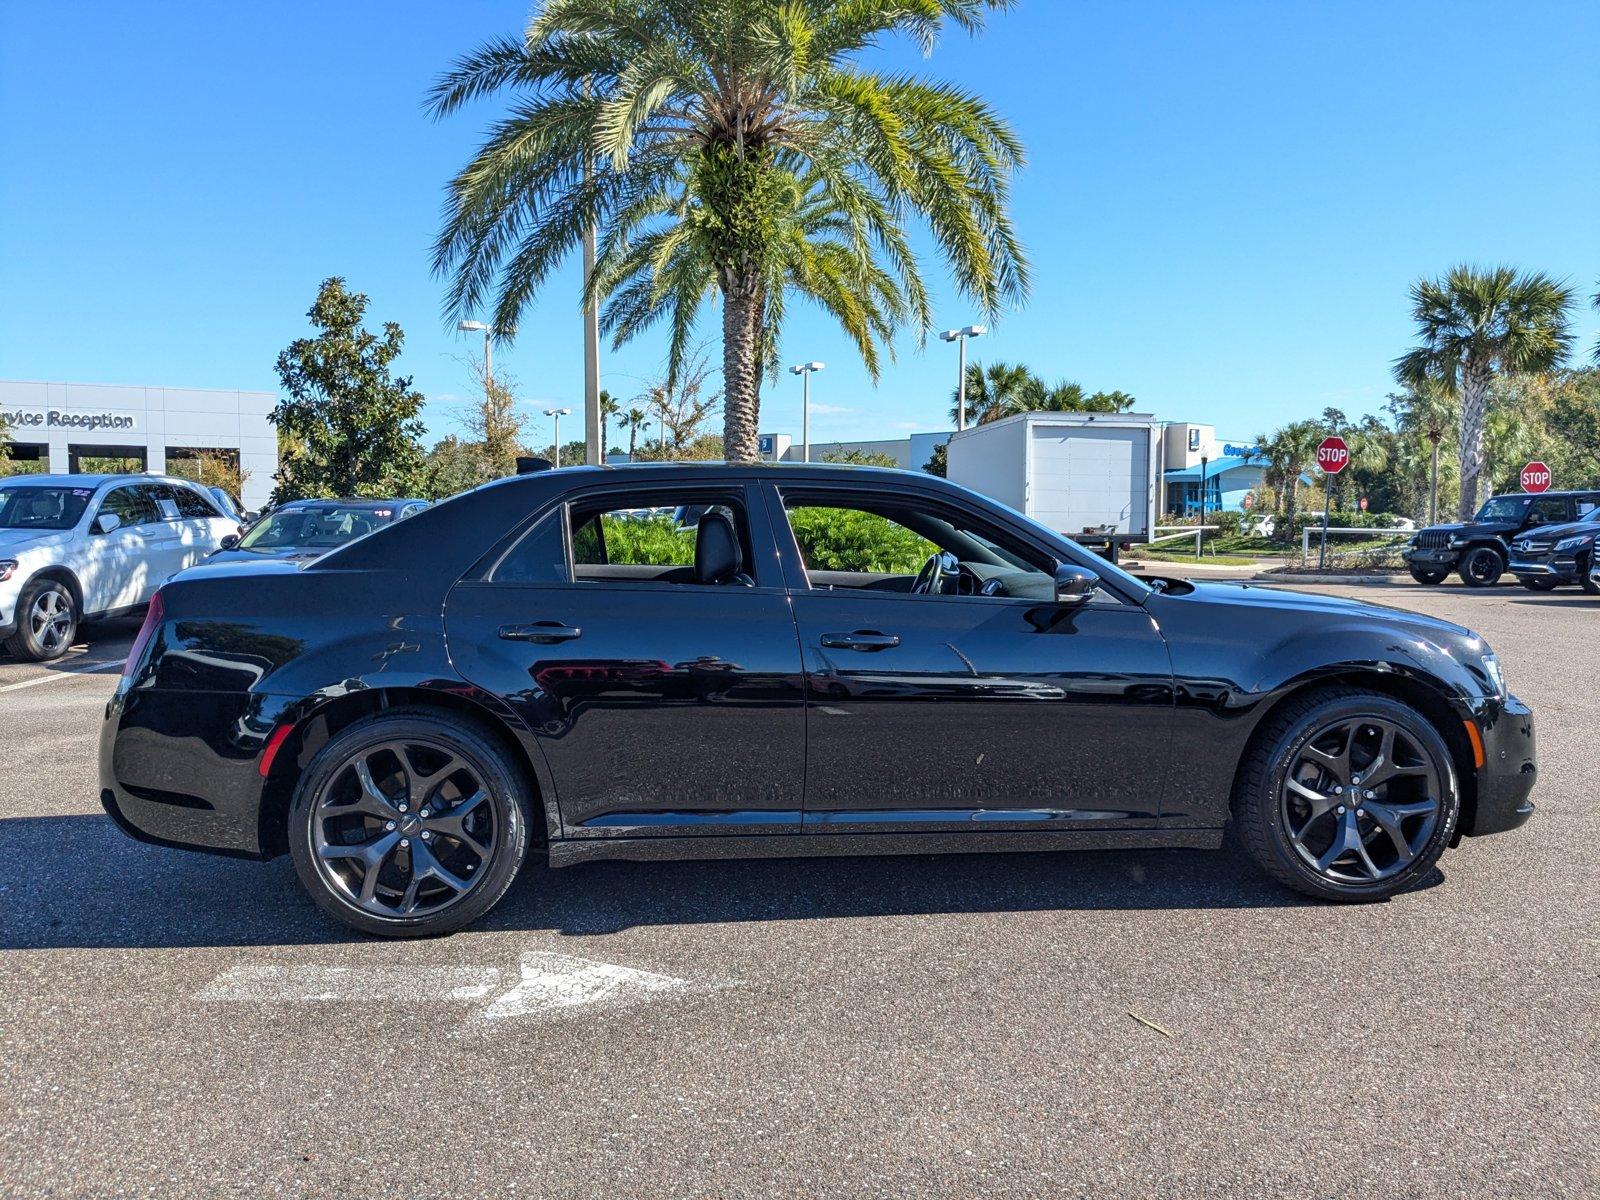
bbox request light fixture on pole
[457,320,496,389]
[544,407,572,466]
[939,325,987,431]
[788,361,825,462]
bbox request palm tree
[1255,420,1323,535]
[622,407,649,460]
[1593,281,1600,363]
[1395,266,1574,518]
[948,361,1040,426]
[598,388,620,456]
[429,0,1027,463]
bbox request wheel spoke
[347,757,400,819]
[410,839,472,896]
[1363,801,1417,864]
[406,753,465,810]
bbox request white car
[0,474,239,661]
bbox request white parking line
[196,952,712,1024]
[0,659,126,693]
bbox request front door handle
[820,630,900,652]
[499,621,582,644]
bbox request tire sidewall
[287,713,531,937]
[1256,696,1459,901]
[8,579,77,661]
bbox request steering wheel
[911,550,961,595]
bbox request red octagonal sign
[1316,435,1350,474]
[1521,461,1552,493]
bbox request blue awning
[1163,456,1265,482]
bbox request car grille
[1415,531,1454,549]
[1513,539,1553,557]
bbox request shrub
[788,506,934,573]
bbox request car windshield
[237,506,392,552]
[0,485,94,531]
[1475,496,1531,522]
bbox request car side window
[172,485,222,519]
[99,485,159,527]
[490,509,569,584]
[1528,497,1569,524]
[144,484,183,522]
[779,491,1057,601]
[569,492,757,587]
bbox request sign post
[1520,461,1552,494]
[1315,436,1351,570]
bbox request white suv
[0,474,239,661]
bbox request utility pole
[582,156,602,466]
[939,325,986,431]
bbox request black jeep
[1403,491,1600,587]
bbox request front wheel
[288,710,533,937]
[4,578,78,661]
[1408,566,1448,585]
[1457,546,1504,588]
[1233,689,1458,902]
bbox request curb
[1254,572,1410,585]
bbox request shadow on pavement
[0,812,1443,951]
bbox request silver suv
[0,474,239,661]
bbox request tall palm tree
[598,388,620,455]
[1395,265,1574,518]
[622,407,649,459]
[1255,420,1323,534]
[430,0,1027,463]
[948,361,1040,425]
[1593,281,1600,363]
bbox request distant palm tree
[1395,266,1574,518]
[622,407,649,460]
[1593,281,1600,363]
[948,361,1040,426]
[1255,420,1323,534]
[430,0,1027,463]
[598,389,620,456]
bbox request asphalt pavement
[0,581,1595,1198]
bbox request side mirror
[220,533,240,550]
[92,512,122,535]
[1053,561,1101,607]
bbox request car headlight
[1482,651,1507,699]
[1555,533,1595,552]
[0,559,16,583]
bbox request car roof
[1490,490,1600,499]
[277,497,428,509]
[0,473,207,489]
[485,461,922,489]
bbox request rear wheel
[288,710,533,937]
[1408,566,1448,585]
[1457,545,1504,588]
[1233,689,1458,902]
[4,578,78,662]
[1521,577,1559,592]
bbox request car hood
[1510,520,1597,543]
[0,527,72,556]
[1415,521,1517,538]
[1159,578,1476,641]
[194,548,326,568]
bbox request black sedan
[100,464,1537,936]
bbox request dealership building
[0,380,278,510]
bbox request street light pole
[457,319,495,397]
[544,407,572,466]
[789,362,825,462]
[939,325,987,431]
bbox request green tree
[425,435,492,498]
[599,389,621,457]
[1254,420,1324,534]
[923,441,947,477]
[429,0,1027,463]
[462,361,531,479]
[270,277,428,503]
[821,448,898,467]
[948,361,1041,426]
[622,407,650,459]
[1395,265,1575,518]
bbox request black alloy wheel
[1234,689,1457,901]
[1457,545,1504,588]
[288,711,532,937]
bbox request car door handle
[820,630,900,651]
[499,621,582,644]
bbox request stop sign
[1316,436,1350,474]
[1521,461,1552,493]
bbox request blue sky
[2,1,1597,452]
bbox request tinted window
[172,485,221,519]
[0,485,93,531]
[491,510,569,584]
[1527,497,1570,525]
[236,506,385,552]
[100,485,159,527]
[1476,496,1530,522]
[568,491,754,585]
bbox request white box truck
[944,411,1163,546]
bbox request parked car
[204,486,251,524]
[0,474,239,661]
[101,464,1536,937]
[1402,490,1600,587]
[1507,506,1600,593]
[194,498,431,568]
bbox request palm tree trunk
[721,273,762,463]
[1457,362,1491,519]
[628,425,636,460]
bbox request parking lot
[1,581,1595,1199]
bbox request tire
[1456,545,1504,588]
[3,577,78,662]
[287,709,534,937]
[1408,566,1448,585]
[1579,552,1600,595]
[1520,577,1559,592]
[1232,688,1459,902]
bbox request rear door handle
[820,630,900,652]
[499,621,582,644]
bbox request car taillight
[124,589,165,679]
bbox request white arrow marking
[479,952,689,1022]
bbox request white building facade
[0,380,278,510]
